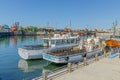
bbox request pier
[54,56,120,80]
[0,32,14,37]
[33,52,120,80]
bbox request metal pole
[42,69,47,80]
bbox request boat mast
[113,20,117,38]
[70,20,71,28]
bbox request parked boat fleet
[18,33,81,60]
[18,33,115,64]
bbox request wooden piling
[83,57,87,66]
[95,54,99,61]
[42,69,47,80]
[104,51,107,57]
[68,62,72,73]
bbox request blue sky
[0,0,120,29]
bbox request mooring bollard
[67,62,72,73]
[95,54,99,61]
[83,57,87,66]
[42,69,47,80]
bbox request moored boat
[43,37,103,63]
[104,38,120,55]
[105,39,120,47]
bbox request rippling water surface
[0,36,53,80]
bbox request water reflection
[18,59,51,73]
[11,36,17,46]
[0,37,10,47]
[0,36,50,80]
[0,36,45,47]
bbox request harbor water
[0,36,65,80]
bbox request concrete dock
[53,56,120,80]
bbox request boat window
[71,39,75,43]
[44,40,49,43]
[77,37,80,41]
[61,39,65,43]
[56,40,61,45]
[51,40,55,44]
[56,40,60,43]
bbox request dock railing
[33,50,118,80]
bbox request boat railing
[47,65,67,74]
[21,46,48,50]
[48,48,86,56]
[83,49,100,54]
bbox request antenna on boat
[70,20,71,28]
[113,19,117,38]
[47,21,49,27]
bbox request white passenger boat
[18,33,81,60]
[43,37,104,63]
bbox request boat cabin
[43,33,81,47]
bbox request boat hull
[18,48,45,60]
[43,53,83,63]
[43,49,103,63]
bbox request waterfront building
[10,22,20,32]
[0,25,2,31]
[0,24,10,32]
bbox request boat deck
[47,46,86,56]
[46,44,100,56]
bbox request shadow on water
[44,62,67,71]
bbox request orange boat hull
[105,39,120,47]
